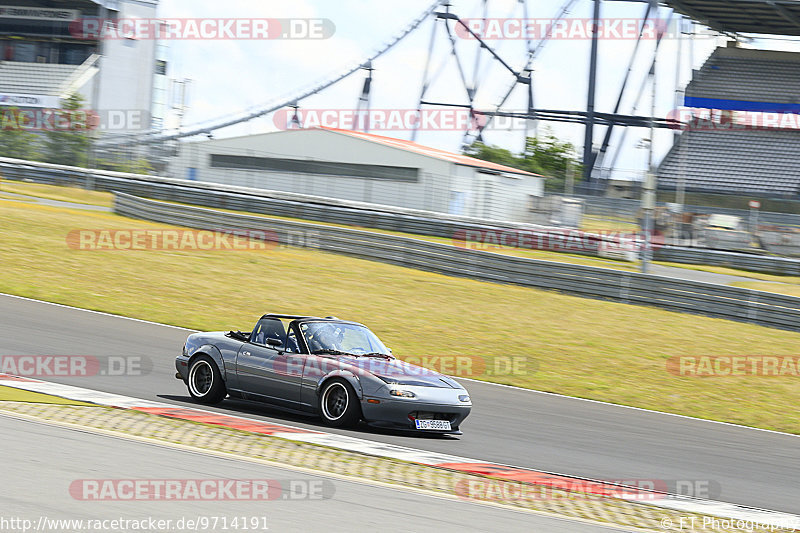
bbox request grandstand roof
[685,47,800,110]
[663,0,800,35]
[656,127,800,197]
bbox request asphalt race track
[3,415,628,533]
[1,294,797,515]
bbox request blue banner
[684,96,800,113]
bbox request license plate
[415,419,451,431]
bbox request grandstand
[657,45,800,199]
[0,56,99,105]
[657,127,800,197]
[684,46,800,112]
[0,0,161,132]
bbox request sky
[154,0,800,182]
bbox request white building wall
[169,130,455,212]
[94,0,158,133]
[448,164,478,217]
[168,129,544,222]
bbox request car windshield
[300,321,391,356]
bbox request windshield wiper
[310,349,356,356]
[361,352,394,359]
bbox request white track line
[0,378,474,465]
[0,293,195,331]
[3,291,799,439]
[0,410,643,533]
[457,377,800,439]
[1,375,799,529]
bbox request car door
[235,318,304,406]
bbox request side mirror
[267,338,282,347]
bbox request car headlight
[389,389,416,398]
[376,375,434,387]
[458,395,470,402]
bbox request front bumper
[360,397,471,434]
[175,355,189,383]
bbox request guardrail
[0,156,571,238]
[654,246,800,276]
[114,193,800,332]
[571,192,800,227]
[4,156,800,276]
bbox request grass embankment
[732,282,800,297]
[6,181,800,285]
[0,181,113,207]
[580,215,638,232]
[1,194,800,433]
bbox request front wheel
[187,355,227,404]
[318,378,361,427]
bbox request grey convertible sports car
[175,314,471,434]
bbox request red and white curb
[1,373,798,529]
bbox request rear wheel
[187,355,226,404]
[318,378,361,427]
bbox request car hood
[335,356,462,388]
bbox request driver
[308,324,343,352]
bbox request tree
[463,130,583,192]
[0,107,39,160]
[40,93,92,167]
[462,142,524,170]
[93,157,153,174]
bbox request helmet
[309,324,342,352]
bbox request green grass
[0,181,642,269]
[658,261,800,285]
[7,181,800,285]
[0,385,96,406]
[0,180,113,207]
[2,198,800,433]
[731,281,800,297]
[153,194,647,272]
[580,215,638,232]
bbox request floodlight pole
[675,20,694,212]
[355,62,374,133]
[641,0,659,274]
[583,0,601,189]
[673,17,686,243]
[672,17,691,208]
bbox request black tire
[318,378,361,427]
[187,355,227,404]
